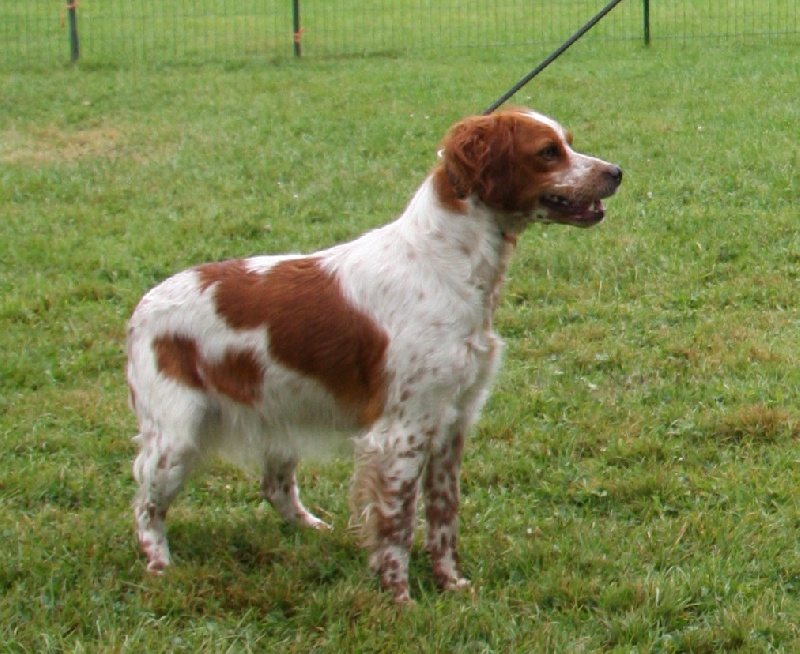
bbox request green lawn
[4,0,798,66]
[1,38,799,651]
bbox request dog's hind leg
[132,419,201,573]
[261,457,330,530]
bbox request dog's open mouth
[539,194,606,227]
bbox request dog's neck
[483,231,517,328]
[399,177,522,327]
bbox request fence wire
[1,1,798,67]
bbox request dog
[126,108,622,603]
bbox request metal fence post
[293,0,301,56]
[643,0,650,45]
[67,0,80,61]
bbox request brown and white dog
[127,108,622,602]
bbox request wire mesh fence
[1,1,798,67]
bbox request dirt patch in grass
[0,126,123,165]
[707,404,799,446]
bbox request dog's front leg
[370,451,426,603]
[423,428,470,592]
[353,428,427,603]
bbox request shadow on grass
[134,511,458,612]
[167,514,354,572]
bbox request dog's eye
[538,145,561,161]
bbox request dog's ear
[439,113,518,209]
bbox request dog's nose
[605,165,623,185]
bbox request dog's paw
[443,577,472,593]
[299,512,332,531]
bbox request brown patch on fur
[153,334,204,391]
[153,334,264,406]
[205,349,265,406]
[197,257,389,426]
[432,108,571,214]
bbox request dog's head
[434,108,622,227]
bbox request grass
[1,37,799,651]
[3,1,798,66]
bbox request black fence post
[293,0,302,57]
[643,0,650,45]
[67,0,80,62]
